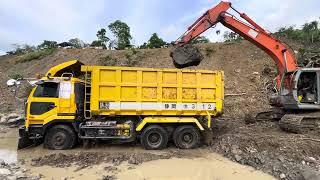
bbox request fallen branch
[225,93,246,97]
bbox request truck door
[58,81,73,114]
[27,81,59,125]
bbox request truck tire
[140,125,168,150]
[44,125,77,150]
[173,125,200,149]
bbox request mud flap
[203,128,214,146]
[17,126,34,150]
[170,44,203,68]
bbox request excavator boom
[171,1,298,90]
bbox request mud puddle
[0,127,275,180]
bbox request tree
[108,20,132,50]
[68,38,85,48]
[302,21,319,43]
[90,40,105,48]
[96,28,110,48]
[7,44,36,55]
[38,40,58,49]
[223,31,243,42]
[139,42,148,49]
[145,33,167,48]
[189,36,210,44]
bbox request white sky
[0,0,319,55]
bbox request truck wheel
[44,125,77,150]
[140,125,168,150]
[173,125,200,149]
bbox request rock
[280,173,286,179]
[0,113,23,124]
[278,156,285,163]
[301,167,320,180]
[308,157,317,163]
[302,160,306,165]
[235,155,242,162]
[6,176,17,180]
[0,168,11,175]
[234,69,241,73]
[252,72,259,75]
[7,117,22,124]
[38,173,44,178]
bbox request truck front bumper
[18,126,43,150]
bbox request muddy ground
[1,41,320,179]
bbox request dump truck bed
[81,66,224,116]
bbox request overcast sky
[0,0,319,55]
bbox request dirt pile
[211,118,320,179]
[30,151,184,169]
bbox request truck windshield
[33,82,59,98]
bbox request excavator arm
[172,1,298,90]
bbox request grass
[17,48,56,63]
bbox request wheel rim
[181,132,193,144]
[53,132,67,147]
[147,132,162,146]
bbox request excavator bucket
[170,44,203,68]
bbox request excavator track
[279,114,320,134]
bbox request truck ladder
[84,70,92,119]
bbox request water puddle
[0,127,275,180]
[0,128,18,163]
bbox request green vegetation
[190,36,210,44]
[6,44,36,55]
[17,48,56,63]
[38,40,58,49]
[93,28,110,49]
[140,33,168,49]
[68,38,85,48]
[223,31,243,42]
[9,73,23,80]
[275,19,320,44]
[108,20,132,50]
[125,48,140,66]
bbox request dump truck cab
[19,60,84,149]
[25,76,83,129]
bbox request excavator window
[297,72,317,103]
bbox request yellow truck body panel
[81,66,224,116]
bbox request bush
[98,55,117,66]
[204,47,215,57]
[9,73,23,80]
[124,48,140,67]
[17,48,56,63]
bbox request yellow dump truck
[18,60,224,150]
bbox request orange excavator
[170,1,320,133]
